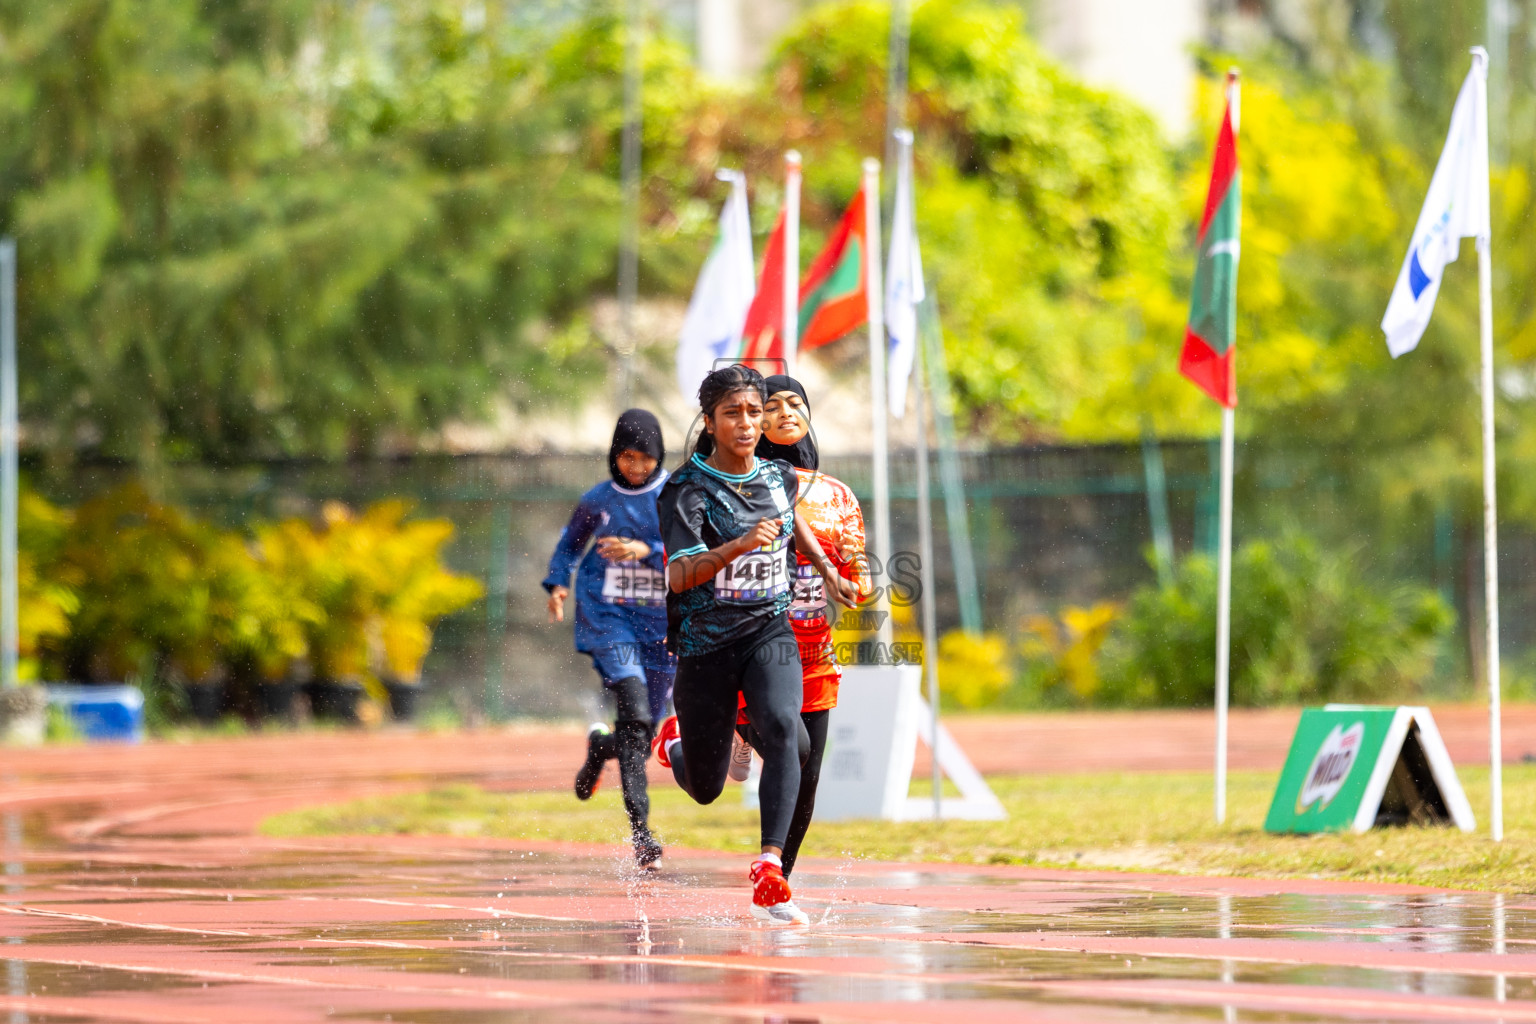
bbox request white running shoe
[728,731,753,782]
[750,899,810,926]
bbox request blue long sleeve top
[542,471,669,652]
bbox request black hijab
[756,375,819,471]
[610,408,665,487]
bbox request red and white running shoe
[752,898,810,925]
[651,714,680,769]
[749,856,793,911]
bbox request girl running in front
[543,409,674,870]
[729,374,869,917]
[651,364,857,923]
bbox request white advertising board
[747,664,1004,822]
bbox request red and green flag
[798,188,868,351]
[739,209,788,363]
[1179,76,1241,408]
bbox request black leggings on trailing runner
[670,618,808,851]
[604,676,655,838]
[741,708,828,877]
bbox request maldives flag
[798,189,868,351]
[1179,76,1241,408]
[740,210,787,363]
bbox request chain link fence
[32,439,1527,718]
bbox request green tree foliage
[26,483,479,689]
[749,0,1184,439]
[8,0,1535,483]
[0,0,1205,458]
[0,0,650,460]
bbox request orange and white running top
[742,466,869,716]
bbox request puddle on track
[8,848,1536,1022]
[4,767,1535,1021]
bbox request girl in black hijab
[609,408,666,487]
[755,374,819,471]
[542,408,673,869]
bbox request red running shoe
[651,714,680,769]
[749,857,792,909]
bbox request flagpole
[1481,233,1502,842]
[1215,405,1234,824]
[892,127,941,819]
[919,294,983,634]
[1472,48,1503,842]
[1214,70,1239,827]
[863,158,893,653]
[916,320,941,820]
[784,151,801,377]
[617,0,643,405]
[0,239,16,692]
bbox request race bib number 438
[713,532,790,604]
[602,562,666,606]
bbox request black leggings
[603,676,655,837]
[670,619,808,851]
[742,708,828,877]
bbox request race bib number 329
[602,562,666,606]
[713,532,790,604]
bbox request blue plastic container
[46,684,145,743]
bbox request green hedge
[944,533,1454,710]
[20,485,482,692]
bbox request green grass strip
[261,766,1536,891]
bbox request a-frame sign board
[1264,705,1475,834]
[814,665,1004,822]
[743,665,1004,822]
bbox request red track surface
[0,708,1532,1022]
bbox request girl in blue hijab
[543,409,673,869]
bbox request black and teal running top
[658,453,800,657]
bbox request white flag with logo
[677,171,755,398]
[886,132,926,417]
[1382,52,1490,358]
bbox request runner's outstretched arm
[543,499,603,622]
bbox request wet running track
[2,716,1535,1023]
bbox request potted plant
[220,531,319,724]
[16,491,78,704]
[2,491,75,742]
[257,501,481,724]
[257,505,371,724]
[49,486,194,689]
[366,505,482,721]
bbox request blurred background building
[684,0,1228,138]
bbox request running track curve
[0,706,1533,1022]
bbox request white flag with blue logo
[886,130,926,418]
[677,171,755,398]
[1382,51,1490,358]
